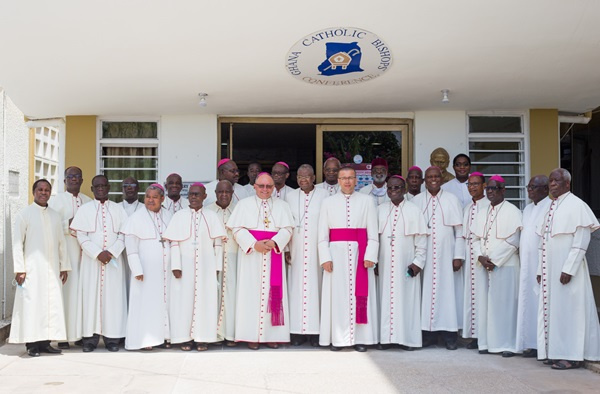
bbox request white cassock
[462,197,490,340]
[285,187,329,335]
[442,178,471,209]
[536,192,600,361]
[473,201,522,353]
[315,182,340,196]
[318,192,379,347]
[122,207,172,350]
[163,208,225,344]
[273,185,295,200]
[377,200,427,347]
[48,191,91,342]
[359,184,390,206]
[405,193,419,202]
[9,204,69,344]
[163,196,189,215]
[516,196,551,352]
[71,200,128,339]
[120,200,142,217]
[204,181,250,206]
[412,190,465,332]
[205,201,238,342]
[244,184,256,196]
[227,196,294,343]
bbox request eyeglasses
[324,169,339,174]
[485,186,504,191]
[338,177,356,181]
[66,174,82,180]
[297,175,313,181]
[93,184,109,189]
[122,183,138,188]
[188,192,204,197]
[255,184,274,190]
[527,185,545,191]
[388,186,404,191]
[467,182,482,187]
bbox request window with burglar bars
[468,115,527,209]
[33,126,60,192]
[98,121,159,202]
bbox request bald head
[254,173,275,200]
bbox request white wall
[414,111,468,174]
[0,90,29,319]
[160,115,218,183]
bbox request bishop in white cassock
[163,183,226,351]
[122,184,173,350]
[48,166,91,348]
[472,176,522,356]
[271,161,295,200]
[227,173,294,350]
[318,167,379,352]
[70,175,129,352]
[284,164,329,346]
[359,158,390,206]
[536,169,600,370]
[461,172,490,348]
[377,176,427,349]
[516,176,550,357]
[10,179,69,357]
[412,166,464,350]
[204,158,250,206]
[205,180,239,345]
[317,157,341,196]
[164,173,189,214]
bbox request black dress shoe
[106,344,119,352]
[74,340,83,347]
[82,344,95,352]
[479,349,489,354]
[377,343,392,350]
[399,345,415,351]
[57,342,70,350]
[522,349,537,358]
[445,341,458,350]
[309,336,320,347]
[27,348,40,357]
[290,335,306,346]
[40,345,62,354]
[466,340,478,349]
[330,345,343,351]
[502,351,516,358]
[422,337,437,348]
[354,345,367,352]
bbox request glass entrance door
[316,125,409,187]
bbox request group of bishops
[9,155,600,371]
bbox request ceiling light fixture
[198,93,208,107]
[441,89,450,104]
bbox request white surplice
[244,183,256,196]
[318,192,379,347]
[71,200,128,339]
[226,196,294,343]
[516,197,551,352]
[204,181,250,206]
[163,196,189,215]
[473,201,522,353]
[461,197,490,340]
[285,187,329,335]
[315,182,340,196]
[359,183,390,206]
[412,190,465,332]
[442,178,472,209]
[48,191,91,342]
[536,192,600,361]
[205,201,238,341]
[122,207,172,350]
[377,200,427,347]
[9,204,69,344]
[163,207,226,344]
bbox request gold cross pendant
[264,216,271,227]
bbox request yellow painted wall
[65,116,97,198]
[529,109,559,177]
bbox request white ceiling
[1,0,600,118]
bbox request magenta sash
[249,230,284,326]
[329,228,369,324]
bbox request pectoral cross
[159,238,167,248]
[264,216,271,228]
